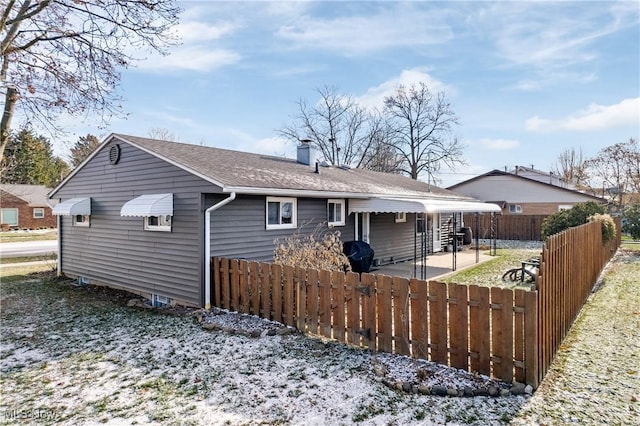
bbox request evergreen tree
[1,129,69,187]
[69,134,101,167]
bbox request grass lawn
[442,248,541,288]
[0,230,57,243]
[0,254,57,265]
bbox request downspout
[204,192,236,310]
[56,214,61,276]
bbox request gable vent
[109,144,121,165]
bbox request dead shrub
[273,223,351,272]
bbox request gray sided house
[49,134,499,308]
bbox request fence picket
[429,281,448,364]
[306,269,320,334]
[260,263,272,320]
[377,275,393,353]
[410,278,429,360]
[238,260,249,314]
[271,263,282,323]
[392,276,410,356]
[319,269,332,339]
[346,272,360,345]
[361,273,377,350]
[449,283,468,370]
[295,266,307,332]
[283,265,295,327]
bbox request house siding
[54,140,220,307]
[208,195,355,262]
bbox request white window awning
[120,193,173,217]
[348,197,501,214]
[52,197,91,216]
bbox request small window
[558,205,573,211]
[416,214,425,234]
[266,197,297,230]
[327,199,345,226]
[1,208,19,226]
[33,208,45,219]
[395,212,406,223]
[144,215,172,232]
[73,214,90,227]
[509,204,523,214]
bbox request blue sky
[56,1,639,187]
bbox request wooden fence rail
[211,218,620,388]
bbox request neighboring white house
[448,170,606,215]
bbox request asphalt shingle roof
[116,134,469,200]
[0,184,51,206]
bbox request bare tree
[148,127,180,142]
[587,138,640,210]
[0,0,181,162]
[383,82,465,180]
[278,85,381,167]
[552,147,589,187]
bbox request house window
[73,214,90,227]
[1,208,18,226]
[33,208,45,219]
[416,214,425,234]
[395,212,406,223]
[266,197,297,230]
[509,204,523,214]
[327,199,345,226]
[144,215,172,232]
[558,205,573,211]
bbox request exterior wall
[53,140,220,307]
[504,202,573,216]
[453,175,601,213]
[368,213,417,264]
[0,190,56,229]
[209,195,355,262]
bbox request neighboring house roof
[510,165,575,189]
[447,170,606,203]
[50,133,476,202]
[0,184,53,207]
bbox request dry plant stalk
[273,223,352,272]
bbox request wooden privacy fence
[211,217,621,388]
[464,214,547,241]
[534,218,621,385]
[212,257,538,386]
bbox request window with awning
[120,193,173,232]
[52,197,91,216]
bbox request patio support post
[452,213,457,271]
[475,212,480,263]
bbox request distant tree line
[0,130,100,187]
[553,138,640,210]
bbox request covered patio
[371,248,494,281]
[348,196,501,280]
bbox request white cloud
[275,4,455,55]
[526,97,640,132]
[479,138,520,150]
[135,46,240,72]
[174,21,238,43]
[356,69,454,110]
